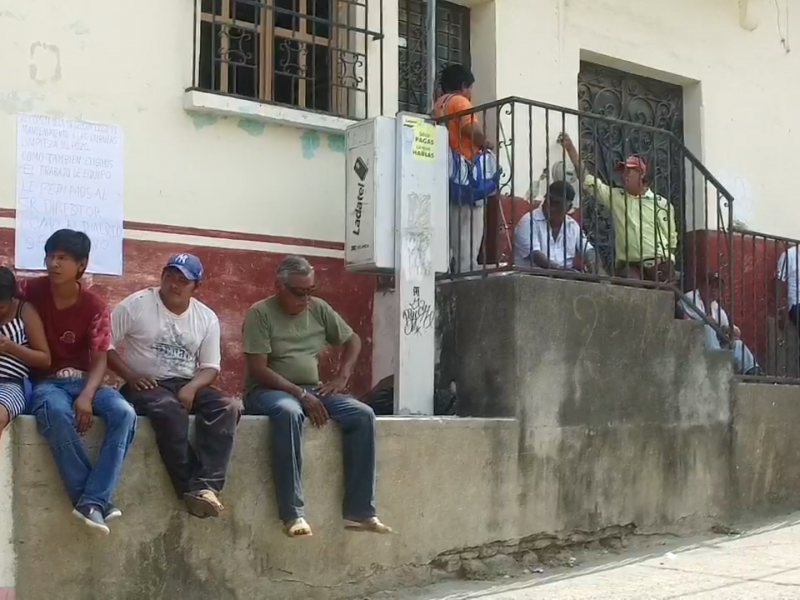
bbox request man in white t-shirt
[109,253,240,519]
[513,181,595,271]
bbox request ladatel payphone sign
[345,120,377,268]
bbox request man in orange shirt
[434,64,491,274]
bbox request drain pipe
[427,0,437,111]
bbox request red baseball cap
[614,155,647,173]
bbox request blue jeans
[29,378,137,509]
[245,387,377,522]
[704,326,758,374]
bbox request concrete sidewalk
[384,516,800,600]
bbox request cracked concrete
[379,515,800,600]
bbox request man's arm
[530,226,567,270]
[579,229,597,273]
[460,120,487,149]
[108,302,157,391]
[667,203,679,254]
[445,95,489,149]
[318,333,361,397]
[244,354,303,398]
[74,349,106,435]
[513,215,533,266]
[5,303,51,369]
[317,303,360,397]
[74,305,113,434]
[532,251,563,270]
[177,316,223,410]
[558,133,611,206]
[245,354,328,426]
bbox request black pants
[123,378,241,497]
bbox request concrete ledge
[732,382,800,513]
[11,415,520,599]
[183,90,356,134]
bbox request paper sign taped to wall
[16,114,124,275]
[411,121,436,162]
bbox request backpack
[434,95,501,206]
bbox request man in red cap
[558,133,677,282]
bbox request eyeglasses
[285,285,316,298]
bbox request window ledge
[183,90,357,133]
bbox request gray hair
[277,255,313,282]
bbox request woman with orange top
[433,64,491,274]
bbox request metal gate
[398,0,470,114]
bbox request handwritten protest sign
[16,114,124,275]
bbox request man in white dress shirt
[777,245,800,327]
[513,181,595,271]
[109,253,241,519]
[680,272,760,375]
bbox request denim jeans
[704,326,758,374]
[245,387,376,522]
[29,378,137,510]
[123,378,241,497]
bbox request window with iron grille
[398,0,470,114]
[196,0,382,120]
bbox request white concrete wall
[488,0,799,236]
[0,0,398,245]
[0,428,14,599]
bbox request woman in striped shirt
[0,267,50,444]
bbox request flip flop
[344,517,394,534]
[283,517,313,538]
[184,490,224,519]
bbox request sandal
[283,517,313,538]
[344,517,394,534]
[184,490,224,519]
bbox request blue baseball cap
[165,253,204,281]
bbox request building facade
[0,0,797,395]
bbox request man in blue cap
[109,253,240,518]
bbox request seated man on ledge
[559,132,677,281]
[513,180,596,272]
[242,254,392,538]
[679,272,762,375]
[23,229,137,536]
[109,253,240,518]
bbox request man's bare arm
[245,354,305,399]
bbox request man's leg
[731,340,759,375]
[323,394,378,522]
[187,385,241,494]
[29,380,93,506]
[124,381,193,498]
[468,203,485,271]
[245,388,306,523]
[703,325,724,351]
[79,385,137,510]
[450,204,482,274]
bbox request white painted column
[0,425,15,600]
[393,113,448,415]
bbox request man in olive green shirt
[242,255,392,538]
[559,133,678,282]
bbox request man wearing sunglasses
[242,255,392,539]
